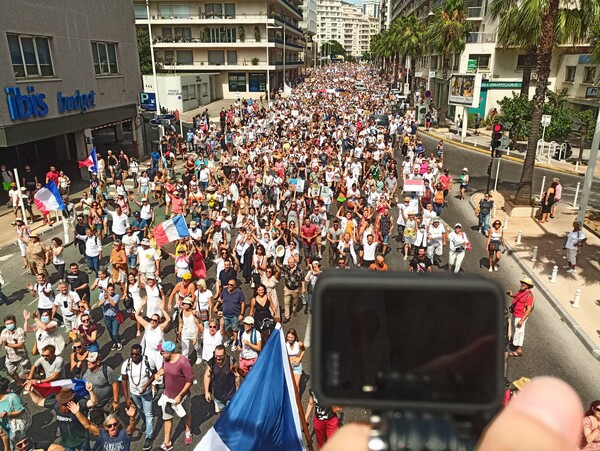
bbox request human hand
[66,401,80,415]
[173,395,182,405]
[112,401,120,412]
[205,392,212,403]
[125,404,136,418]
[85,381,94,392]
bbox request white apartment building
[317,0,379,57]
[363,0,381,18]
[301,0,318,66]
[134,0,305,105]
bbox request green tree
[393,14,426,98]
[136,28,160,76]
[497,93,533,146]
[512,0,598,204]
[543,89,572,141]
[321,40,346,58]
[427,0,472,127]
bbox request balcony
[467,6,484,19]
[278,0,304,19]
[136,14,274,25]
[466,32,496,44]
[153,38,271,48]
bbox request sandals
[508,351,523,357]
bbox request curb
[421,130,581,176]
[467,194,600,362]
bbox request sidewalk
[422,126,600,179]
[470,192,600,361]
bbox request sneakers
[318,251,322,259]
[494,266,498,272]
[224,338,232,347]
[116,343,123,350]
[488,267,493,272]
[143,438,153,451]
[160,443,173,451]
[566,268,575,273]
[185,431,193,445]
[196,357,202,365]
[231,342,237,352]
[111,343,117,351]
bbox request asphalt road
[1,139,599,450]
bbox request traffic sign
[499,135,510,148]
[467,59,477,73]
[149,119,161,126]
[158,114,176,120]
[541,115,552,127]
[139,92,157,111]
[424,90,431,98]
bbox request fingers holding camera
[478,377,582,451]
[321,423,369,451]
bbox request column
[74,129,93,181]
[115,122,124,142]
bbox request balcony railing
[466,32,496,43]
[162,60,268,67]
[279,0,304,18]
[467,6,484,18]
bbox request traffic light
[491,123,503,158]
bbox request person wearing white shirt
[448,223,470,273]
[137,239,160,280]
[188,222,202,241]
[427,217,446,265]
[52,282,80,331]
[75,228,103,276]
[564,221,587,273]
[106,203,129,240]
[27,273,55,315]
[361,234,378,267]
[122,227,140,269]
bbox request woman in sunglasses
[67,402,136,451]
[69,337,89,378]
[77,312,99,352]
[486,220,506,272]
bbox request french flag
[32,378,89,398]
[34,180,65,214]
[154,215,191,247]
[78,147,98,173]
[195,324,307,450]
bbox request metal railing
[467,6,484,17]
[466,32,496,43]
[163,60,268,67]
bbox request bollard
[503,216,509,230]
[506,146,510,156]
[493,206,497,218]
[550,265,558,283]
[575,160,579,172]
[516,230,522,245]
[573,182,581,208]
[572,288,582,309]
[539,175,546,201]
[531,245,538,262]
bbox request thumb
[478,377,583,451]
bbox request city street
[0,136,599,450]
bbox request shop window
[92,41,118,75]
[583,66,596,84]
[228,73,246,92]
[7,33,54,78]
[249,73,266,92]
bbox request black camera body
[312,271,505,450]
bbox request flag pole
[13,168,28,226]
[288,358,314,451]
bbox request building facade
[317,0,379,57]
[301,0,318,67]
[134,0,305,103]
[0,0,143,178]
[363,0,381,18]
[388,0,599,119]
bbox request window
[469,54,490,70]
[583,66,596,84]
[161,28,173,40]
[516,54,537,71]
[227,50,238,65]
[208,50,225,65]
[224,3,236,17]
[249,73,266,92]
[208,27,236,43]
[174,27,192,41]
[430,55,438,70]
[176,50,193,65]
[92,42,118,75]
[158,4,191,18]
[205,3,223,17]
[134,4,148,18]
[201,83,209,97]
[7,34,54,78]
[163,50,175,65]
[228,73,246,91]
[564,65,576,82]
[182,85,196,101]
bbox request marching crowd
[0,62,595,451]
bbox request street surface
[1,109,600,451]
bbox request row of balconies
[160,60,304,70]
[152,36,306,49]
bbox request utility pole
[577,106,600,225]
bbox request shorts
[214,397,231,412]
[363,259,374,268]
[224,315,240,332]
[239,356,257,374]
[292,362,303,375]
[382,234,389,245]
[5,357,30,375]
[95,223,103,231]
[566,248,578,265]
[161,394,191,420]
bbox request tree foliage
[137,28,161,76]
[321,40,346,58]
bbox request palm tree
[512,0,599,204]
[396,14,426,98]
[488,0,536,97]
[427,0,471,127]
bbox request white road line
[304,313,312,348]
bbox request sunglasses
[105,422,118,429]
[150,318,159,323]
[82,319,90,323]
[209,325,218,329]
[73,346,82,350]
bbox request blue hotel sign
[5,86,96,121]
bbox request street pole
[283,23,286,89]
[576,106,600,225]
[266,26,271,105]
[146,0,163,138]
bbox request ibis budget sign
[5,85,96,121]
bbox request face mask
[5,324,15,331]
[41,316,50,324]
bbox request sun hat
[520,277,534,287]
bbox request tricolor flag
[34,180,65,214]
[196,324,307,451]
[154,215,191,247]
[78,147,98,173]
[403,179,425,193]
[32,378,89,399]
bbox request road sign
[499,135,510,148]
[160,119,171,126]
[139,92,157,111]
[149,119,161,126]
[429,71,436,78]
[467,59,477,73]
[414,72,423,78]
[424,90,431,98]
[541,115,552,127]
[157,114,176,120]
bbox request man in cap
[426,216,446,266]
[81,352,120,411]
[235,316,262,377]
[137,238,160,281]
[506,278,535,357]
[26,381,97,451]
[155,341,194,448]
[564,220,587,274]
[189,220,202,241]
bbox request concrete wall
[143,74,215,113]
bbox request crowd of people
[0,62,595,451]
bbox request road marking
[304,313,312,348]
[0,254,15,262]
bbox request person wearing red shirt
[507,277,534,357]
[169,191,186,217]
[45,166,59,186]
[300,217,318,267]
[437,168,452,206]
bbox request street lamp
[145,0,164,140]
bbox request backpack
[237,328,259,348]
[125,356,153,379]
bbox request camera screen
[318,281,501,407]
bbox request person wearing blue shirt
[150,150,161,171]
[95,283,122,351]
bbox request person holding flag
[78,148,98,174]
